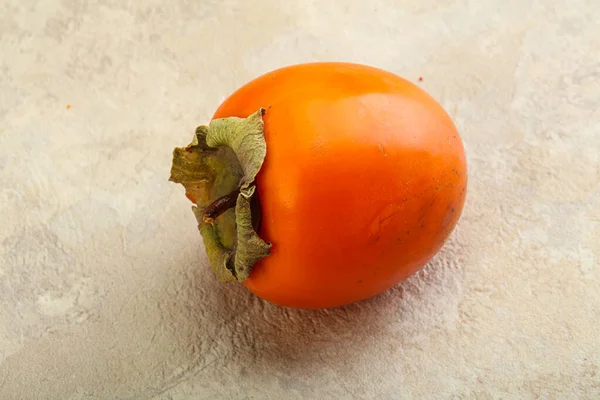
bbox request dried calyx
[169,108,271,282]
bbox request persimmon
[170,62,467,309]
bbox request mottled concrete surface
[1,0,599,399]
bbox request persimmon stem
[203,189,240,224]
[170,108,270,282]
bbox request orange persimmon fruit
[170,62,467,309]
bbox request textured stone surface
[0,0,599,398]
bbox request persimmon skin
[213,62,467,309]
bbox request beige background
[1,0,599,399]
